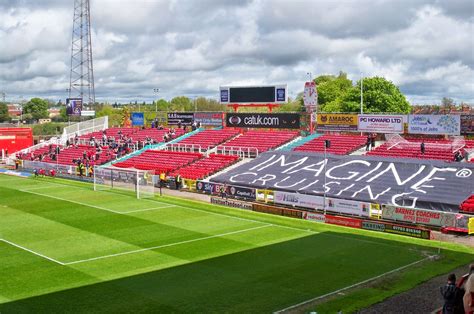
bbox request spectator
[463,264,474,314]
[177,120,182,128]
[454,151,463,162]
[365,136,371,151]
[440,273,461,314]
[55,146,60,155]
[421,141,425,155]
[371,133,376,150]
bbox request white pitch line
[0,238,65,265]
[63,224,273,265]
[19,189,175,215]
[20,189,123,214]
[273,254,436,313]
[121,205,176,213]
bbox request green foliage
[314,73,411,113]
[30,122,64,136]
[170,96,193,111]
[155,99,170,111]
[23,98,49,120]
[316,72,353,112]
[0,102,10,122]
[343,77,411,113]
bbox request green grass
[0,174,472,313]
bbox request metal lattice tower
[69,0,95,106]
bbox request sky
[0,0,473,104]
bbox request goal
[93,166,155,199]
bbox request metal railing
[215,146,259,158]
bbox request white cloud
[0,0,473,103]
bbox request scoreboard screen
[220,85,287,104]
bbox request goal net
[93,166,155,199]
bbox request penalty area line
[0,238,65,265]
[63,224,273,265]
[273,254,436,313]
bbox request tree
[342,77,411,113]
[170,96,192,111]
[315,72,353,112]
[0,103,9,122]
[23,98,49,120]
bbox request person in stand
[175,174,181,190]
[440,273,461,314]
[454,151,463,162]
[420,141,426,155]
[462,264,474,314]
[365,135,371,151]
[177,120,182,129]
[370,133,376,150]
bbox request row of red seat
[223,130,299,153]
[294,134,367,155]
[366,142,459,161]
[460,195,474,213]
[113,150,202,174]
[177,129,239,149]
[169,154,239,180]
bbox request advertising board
[303,212,326,223]
[325,197,371,217]
[381,205,456,227]
[408,114,460,135]
[461,114,474,134]
[357,114,404,133]
[131,112,144,126]
[274,191,323,209]
[325,215,362,228]
[193,112,223,126]
[210,197,253,210]
[66,98,82,116]
[226,113,300,129]
[167,112,194,125]
[317,113,358,131]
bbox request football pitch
[0,174,472,313]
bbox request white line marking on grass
[19,189,176,214]
[63,224,273,265]
[273,254,436,313]
[121,205,176,213]
[20,189,122,214]
[0,239,65,265]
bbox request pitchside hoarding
[408,114,461,135]
[358,115,405,133]
[226,113,300,129]
[381,205,457,227]
[196,181,256,201]
[317,113,358,131]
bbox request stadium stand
[177,129,239,150]
[221,130,299,153]
[113,150,202,174]
[460,195,474,213]
[294,134,366,155]
[366,138,462,161]
[169,154,240,180]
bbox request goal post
[93,166,155,199]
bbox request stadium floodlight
[93,166,156,199]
